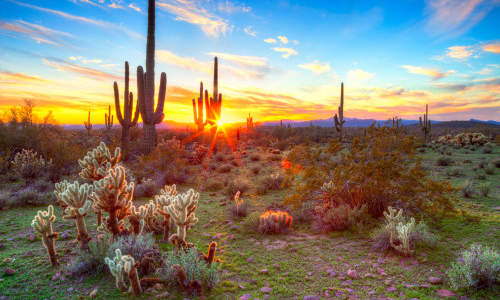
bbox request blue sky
[0,0,499,124]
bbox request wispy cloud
[298,61,330,74]
[157,0,229,38]
[264,38,277,44]
[482,41,500,54]
[277,36,288,44]
[128,3,141,12]
[217,0,251,13]
[157,49,210,73]
[42,58,121,81]
[0,70,50,84]
[243,25,256,37]
[446,45,475,59]
[425,0,496,37]
[108,2,123,9]
[8,0,143,39]
[401,65,454,80]
[272,47,298,59]
[0,20,72,47]
[208,52,268,68]
[347,69,374,82]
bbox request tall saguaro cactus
[334,82,345,142]
[114,61,140,157]
[105,105,113,130]
[207,57,222,127]
[84,111,92,136]
[137,0,167,154]
[192,81,206,133]
[419,104,431,144]
[246,113,253,131]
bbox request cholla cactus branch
[11,149,53,185]
[167,189,199,246]
[31,205,59,266]
[78,142,121,181]
[155,184,177,241]
[122,254,142,296]
[54,181,93,249]
[234,191,243,216]
[105,249,128,292]
[383,206,415,256]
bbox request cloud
[446,45,474,59]
[401,65,453,80]
[425,0,496,37]
[475,67,492,75]
[0,70,50,84]
[277,36,288,44]
[272,47,298,58]
[128,3,141,12]
[157,0,229,38]
[347,69,374,82]
[482,42,500,54]
[243,25,256,37]
[298,61,331,74]
[0,20,72,47]
[264,38,277,44]
[8,0,143,39]
[208,52,268,68]
[157,49,210,73]
[42,58,121,81]
[108,2,123,9]
[217,1,251,13]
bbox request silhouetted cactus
[114,61,139,158]
[246,113,253,130]
[31,205,59,266]
[334,82,345,141]
[84,110,92,136]
[137,0,167,154]
[419,104,431,144]
[192,82,206,133]
[105,105,113,130]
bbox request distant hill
[261,117,425,128]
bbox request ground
[0,143,499,299]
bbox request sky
[0,0,499,125]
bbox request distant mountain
[261,117,426,128]
[469,119,500,126]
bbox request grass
[0,144,499,299]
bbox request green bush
[242,211,260,233]
[461,180,474,198]
[447,244,500,290]
[68,239,111,277]
[437,156,453,166]
[313,203,368,232]
[479,183,491,197]
[225,178,250,199]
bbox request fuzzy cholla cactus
[258,210,293,234]
[11,149,52,183]
[234,191,243,215]
[131,201,162,233]
[91,165,134,236]
[54,181,93,249]
[31,205,59,266]
[78,142,121,181]
[167,189,199,246]
[384,206,414,256]
[154,184,177,241]
[105,249,142,296]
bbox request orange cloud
[401,65,453,80]
[446,46,474,59]
[298,61,331,74]
[272,47,298,58]
[42,58,121,81]
[482,42,500,54]
[0,20,72,47]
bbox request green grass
[1,145,499,299]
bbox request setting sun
[217,119,224,127]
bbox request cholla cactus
[105,249,127,292]
[154,184,177,240]
[258,210,293,234]
[131,201,162,233]
[383,206,415,256]
[383,206,403,240]
[122,254,142,296]
[234,191,243,215]
[91,165,134,237]
[11,149,52,184]
[78,142,121,181]
[31,205,59,266]
[167,189,199,246]
[54,181,93,249]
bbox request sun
[217,119,223,127]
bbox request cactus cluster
[437,132,488,146]
[258,210,293,234]
[11,149,52,183]
[105,249,142,295]
[246,113,254,130]
[383,206,415,256]
[31,205,59,266]
[419,104,431,144]
[154,184,177,240]
[54,181,93,249]
[333,82,345,142]
[167,189,199,246]
[78,142,121,181]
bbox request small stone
[307,272,313,276]
[386,287,397,293]
[345,288,353,294]
[156,291,169,299]
[261,287,272,293]
[384,279,393,285]
[273,264,280,269]
[239,294,252,300]
[376,267,386,276]
[4,268,15,276]
[51,273,61,281]
[260,268,268,275]
[27,234,36,242]
[247,256,254,263]
[67,287,74,292]
[89,288,98,298]
[303,296,320,300]
[0,243,5,250]
[60,232,71,240]
[326,269,337,277]
[23,251,34,257]
[436,289,456,297]
[429,276,443,284]
[419,283,431,288]
[342,280,352,286]
[347,269,358,279]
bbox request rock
[376,267,386,276]
[303,296,320,300]
[23,251,34,257]
[247,256,254,263]
[67,287,73,292]
[27,234,36,242]
[261,287,272,293]
[342,280,352,286]
[51,273,61,281]
[89,288,98,298]
[239,284,245,290]
[429,276,443,284]
[384,279,393,285]
[60,232,71,240]
[0,243,5,250]
[419,283,431,288]
[386,287,397,293]
[326,269,337,277]
[239,295,252,300]
[273,264,280,269]
[4,268,15,276]
[156,291,169,299]
[307,272,313,276]
[436,289,456,297]
[347,269,358,279]
[260,268,268,275]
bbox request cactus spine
[114,61,140,158]
[137,0,166,154]
[31,205,59,266]
[84,110,92,136]
[419,104,431,144]
[334,82,345,142]
[105,105,113,130]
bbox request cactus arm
[136,66,148,124]
[114,82,124,124]
[153,72,166,124]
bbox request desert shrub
[268,154,282,162]
[462,180,474,198]
[214,153,225,162]
[256,172,285,194]
[156,247,218,292]
[209,163,217,171]
[204,178,223,191]
[475,172,486,180]
[225,178,250,199]
[437,156,453,166]
[479,183,491,197]
[230,159,241,167]
[68,239,110,277]
[11,149,53,184]
[134,178,158,199]
[447,244,500,290]
[250,165,260,175]
[7,186,55,207]
[242,211,260,233]
[478,160,487,169]
[285,126,455,219]
[217,164,232,173]
[249,153,261,161]
[464,159,472,164]
[107,233,156,267]
[493,159,500,168]
[258,210,293,234]
[314,203,368,232]
[484,165,495,175]
[482,145,493,154]
[230,191,248,218]
[446,168,464,177]
[291,201,315,224]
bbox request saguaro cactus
[114,61,140,157]
[192,82,206,133]
[105,105,113,130]
[167,189,199,246]
[208,57,222,126]
[54,181,93,250]
[334,82,345,141]
[246,113,253,130]
[84,111,92,136]
[419,104,431,144]
[31,205,59,266]
[137,0,167,154]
